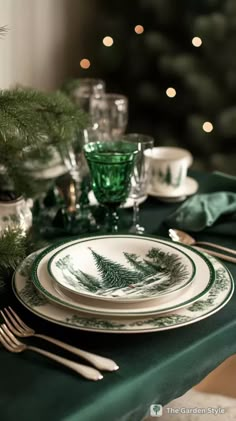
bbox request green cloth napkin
[166,172,236,233]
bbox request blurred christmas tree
[77,0,236,174]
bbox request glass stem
[107,206,119,233]
[70,170,82,205]
[132,199,140,229]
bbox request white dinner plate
[45,236,196,302]
[13,251,234,334]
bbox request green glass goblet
[84,141,137,233]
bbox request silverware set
[0,307,119,381]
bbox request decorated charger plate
[45,236,196,302]
[12,251,234,333]
[29,237,214,317]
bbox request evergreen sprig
[0,228,27,270]
[0,227,48,287]
[0,229,26,269]
[61,79,82,97]
[0,88,88,196]
[0,228,27,287]
[0,89,87,147]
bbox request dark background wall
[74,0,236,174]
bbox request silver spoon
[169,229,236,263]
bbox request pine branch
[61,79,82,96]
[0,228,27,270]
[0,88,88,196]
[0,227,48,287]
[0,89,87,148]
[0,228,27,287]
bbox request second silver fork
[0,323,103,381]
[1,307,119,372]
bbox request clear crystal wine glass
[58,128,102,232]
[84,141,137,233]
[68,78,105,113]
[122,133,154,234]
[63,79,106,211]
[90,93,128,141]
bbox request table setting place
[1,78,236,421]
[1,86,236,385]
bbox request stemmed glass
[122,133,154,234]
[84,141,137,233]
[90,94,128,141]
[62,79,106,207]
[67,78,105,113]
[57,129,100,233]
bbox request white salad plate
[28,236,214,316]
[148,177,199,203]
[13,250,234,334]
[46,236,196,302]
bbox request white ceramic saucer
[88,190,147,209]
[148,177,199,203]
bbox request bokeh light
[103,36,114,47]
[166,87,176,98]
[202,121,213,132]
[134,25,144,34]
[192,36,202,47]
[80,58,91,69]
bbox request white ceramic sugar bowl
[0,196,33,233]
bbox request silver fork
[0,307,119,372]
[0,323,102,381]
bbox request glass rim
[73,78,105,85]
[91,93,128,101]
[121,133,154,147]
[84,140,138,156]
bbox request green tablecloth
[0,171,236,421]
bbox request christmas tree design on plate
[54,254,101,292]
[55,246,190,299]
